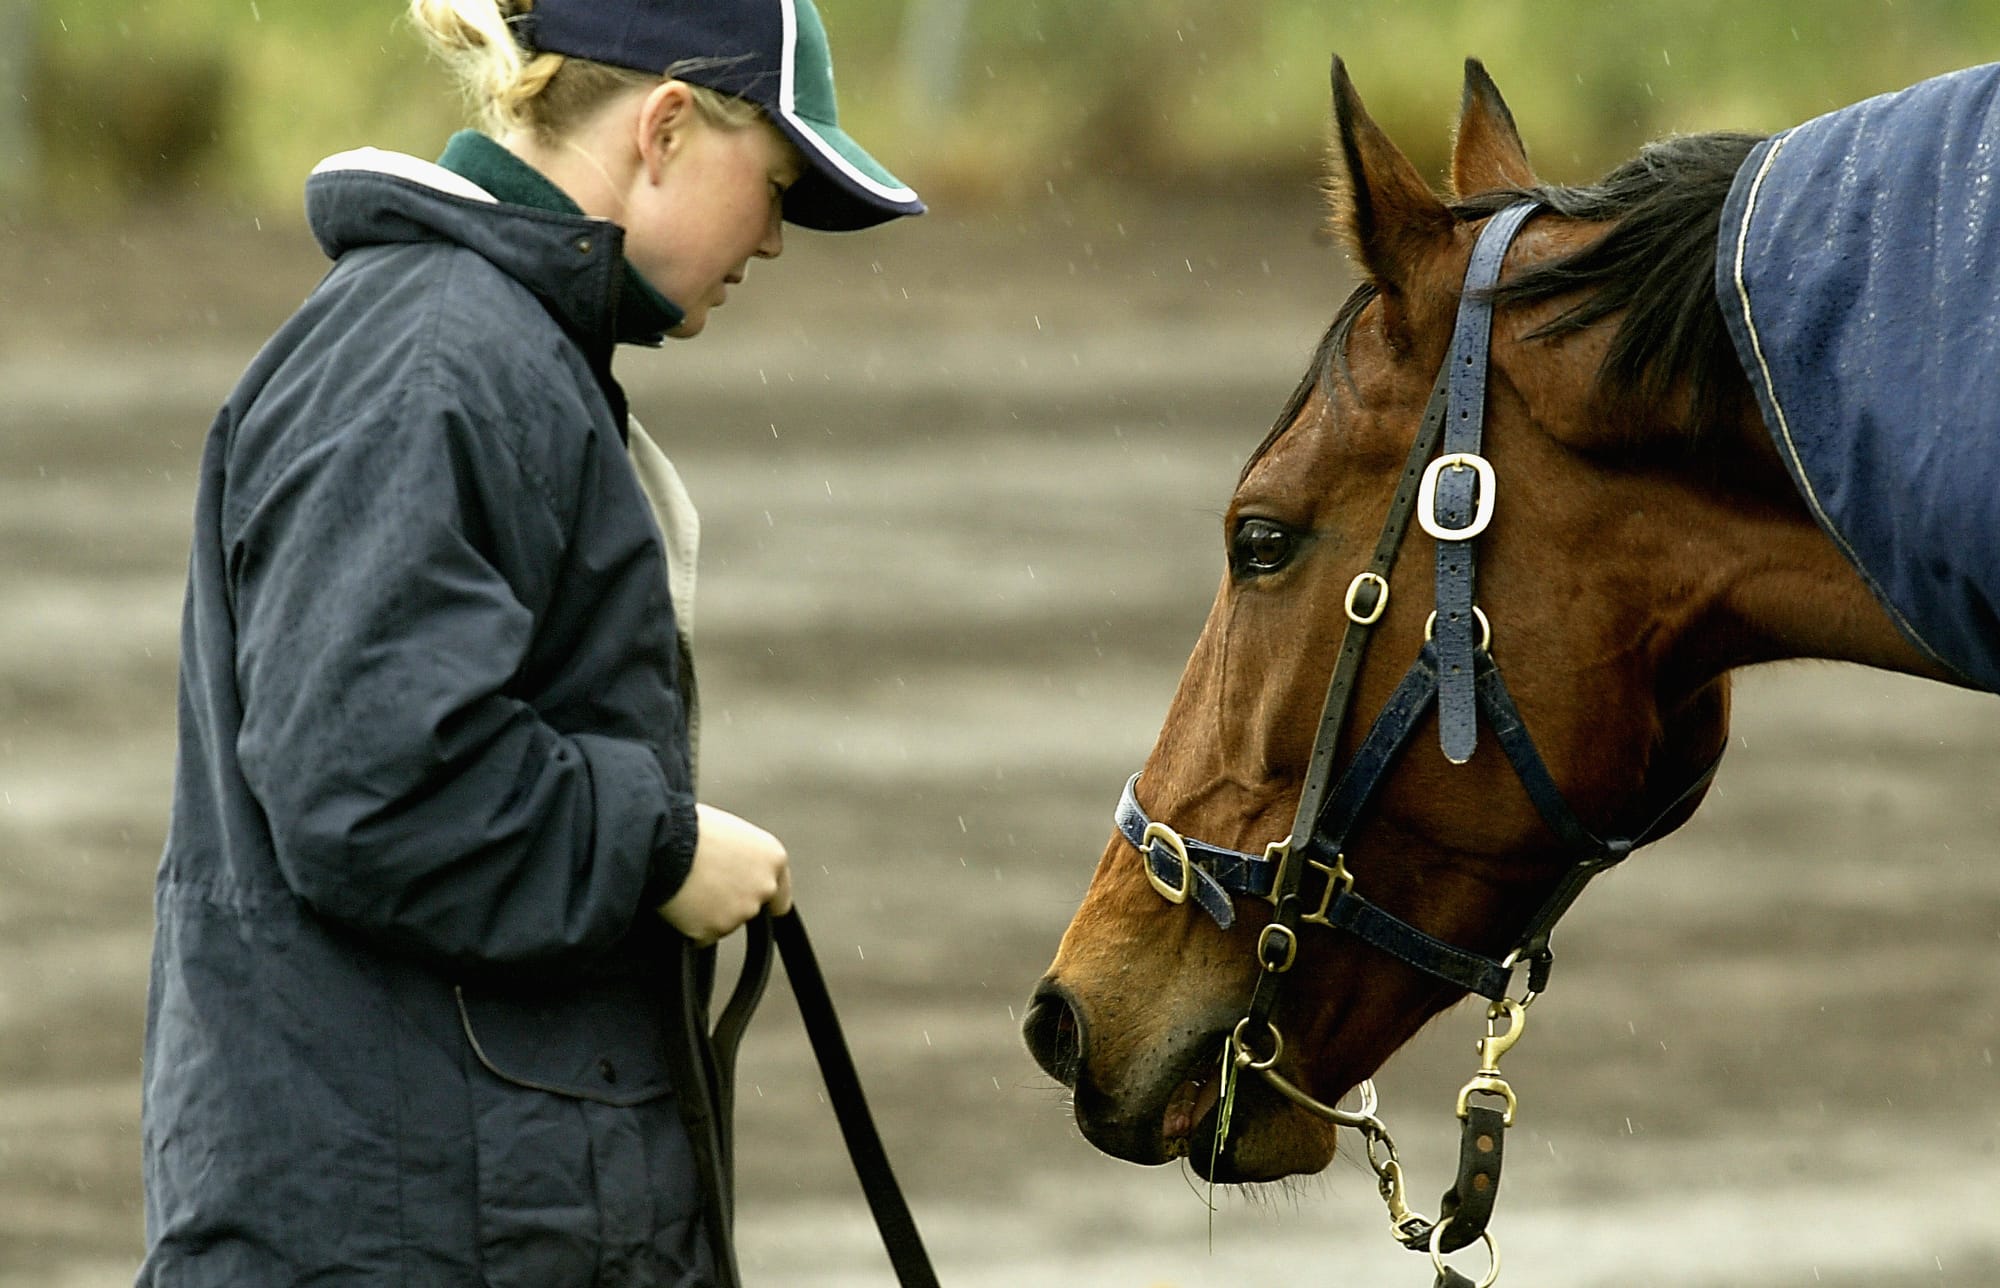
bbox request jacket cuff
[642,789,700,911]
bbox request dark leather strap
[1434,200,1538,766]
[1309,649,1443,855]
[709,913,774,1175]
[773,912,942,1288]
[1284,362,1455,855]
[1316,889,1512,999]
[664,912,937,1288]
[662,939,743,1287]
[1434,1102,1507,1252]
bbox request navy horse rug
[1717,63,2000,692]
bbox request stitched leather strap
[1434,200,1538,765]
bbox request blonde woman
[139,1,920,1284]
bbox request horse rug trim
[1716,62,2000,692]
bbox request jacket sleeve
[228,378,698,974]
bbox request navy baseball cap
[521,0,924,231]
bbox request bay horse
[1023,56,1993,1282]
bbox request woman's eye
[1231,518,1296,575]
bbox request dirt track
[3,189,1998,1288]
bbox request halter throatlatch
[1115,200,1722,1287]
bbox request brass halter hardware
[1431,1226,1501,1288]
[1344,571,1390,624]
[1138,820,1191,904]
[1298,853,1356,926]
[1455,997,1527,1127]
[1425,604,1493,652]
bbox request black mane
[1248,130,1766,478]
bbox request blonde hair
[408,0,768,144]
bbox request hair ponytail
[408,0,766,143]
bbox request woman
[138,1,921,1283]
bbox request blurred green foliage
[15,0,2000,212]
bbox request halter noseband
[1115,202,1722,1285]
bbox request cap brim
[773,111,925,232]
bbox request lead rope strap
[667,912,938,1288]
[772,911,943,1288]
[663,936,745,1288]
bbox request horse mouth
[1162,1058,1227,1158]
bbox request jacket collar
[436,131,684,345]
[304,140,683,356]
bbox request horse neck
[1648,400,1962,687]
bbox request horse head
[1024,58,1953,1186]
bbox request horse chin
[1179,1071,1340,1183]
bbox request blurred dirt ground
[2,184,1998,1287]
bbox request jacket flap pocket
[457,978,675,1107]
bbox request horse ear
[1451,58,1537,198]
[1325,57,1454,346]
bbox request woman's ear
[634,80,697,184]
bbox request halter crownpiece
[1115,201,1723,1287]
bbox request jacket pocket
[458,978,704,1287]
[457,977,675,1106]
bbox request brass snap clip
[1455,997,1526,1125]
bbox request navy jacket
[141,151,713,1286]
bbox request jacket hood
[304,149,670,352]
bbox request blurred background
[10,0,2000,209]
[5,2,2000,1286]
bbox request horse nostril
[1022,980,1084,1088]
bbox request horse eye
[1231,518,1296,575]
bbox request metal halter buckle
[1343,571,1389,624]
[1256,922,1298,974]
[1417,452,1497,542]
[1138,821,1192,904]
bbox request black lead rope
[667,910,939,1288]
[771,913,941,1288]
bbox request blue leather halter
[1118,202,1721,1003]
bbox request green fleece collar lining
[437,130,684,343]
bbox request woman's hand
[658,803,792,944]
